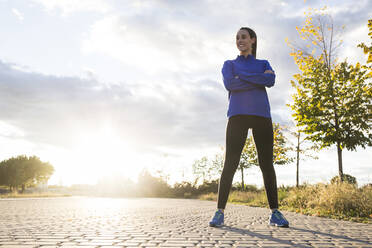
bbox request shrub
[197,179,219,194]
[330,174,357,185]
[199,192,217,201]
[284,182,372,218]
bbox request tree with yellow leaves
[286,7,371,181]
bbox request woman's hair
[239,27,257,58]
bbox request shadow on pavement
[290,226,371,245]
[221,225,310,248]
[220,225,371,247]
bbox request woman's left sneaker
[209,209,224,227]
[269,209,289,227]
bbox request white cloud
[0,59,226,151]
[11,8,24,21]
[81,14,227,76]
[30,0,112,15]
[0,121,25,138]
[339,23,370,64]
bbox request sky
[0,0,371,187]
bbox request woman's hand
[264,70,275,74]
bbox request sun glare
[71,125,139,184]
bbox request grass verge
[0,192,72,198]
[199,182,372,224]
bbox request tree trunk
[337,141,343,181]
[296,131,300,187]
[240,166,245,191]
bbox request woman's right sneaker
[269,209,289,227]
[209,209,224,227]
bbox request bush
[197,179,219,194]
[232,183,260,192]
[330,174,357,185]
[172,181,198,198]
[283,182,372,218]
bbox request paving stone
[0,197,371,248]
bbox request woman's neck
[240,51,252,57]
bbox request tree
[192,147,224,185]
[285,123,320,187]
[357,19,372,65]
[136,169,171,197]
[286,7,372,181]
[272,123,294,165]
[239,135,256,190]
[357,19,372,117]
[238,123,293,190]
[0,155,54,192]
[192,156,210,185]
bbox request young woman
[209,27,289,228]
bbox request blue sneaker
[269,209,289,227]
[209,209,224,227]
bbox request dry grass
[283,183,372,222]
[0,192,72,198]
[199,183,372,223]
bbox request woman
[209,27,289,228]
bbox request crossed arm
[222,60,276,93]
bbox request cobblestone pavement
[0,196,371,248]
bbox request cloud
[0,121,25,138]
[81,14,227,76]
[11,8,24,21]
[0,59,227,154]
[30,0,112,16]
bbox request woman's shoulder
[222,59,235,68]
[253,56,271,63]
[222,56,271,65]
[223,58,235,63]
[255,58,268,62]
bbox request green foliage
[192,123,293,191]
[192,150,224,185]
[288,58,371,151]
[286,8,372,178]
[197,179,219,194]
[172,179,219,199]
[237,123,293,190]
[330,174,357,185]
[0,155,54,192]
[272,123,295,165]
[232,183,259,192]
[136,169,172,197]
[240,135,257,168]
[357,19,372,65]
[240,123,293,167]
[172,180,198,198]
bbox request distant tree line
[0,155,54,193]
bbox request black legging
[217,114,278,209]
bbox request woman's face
[236,29,255,54]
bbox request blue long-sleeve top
[222,54,275,119]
